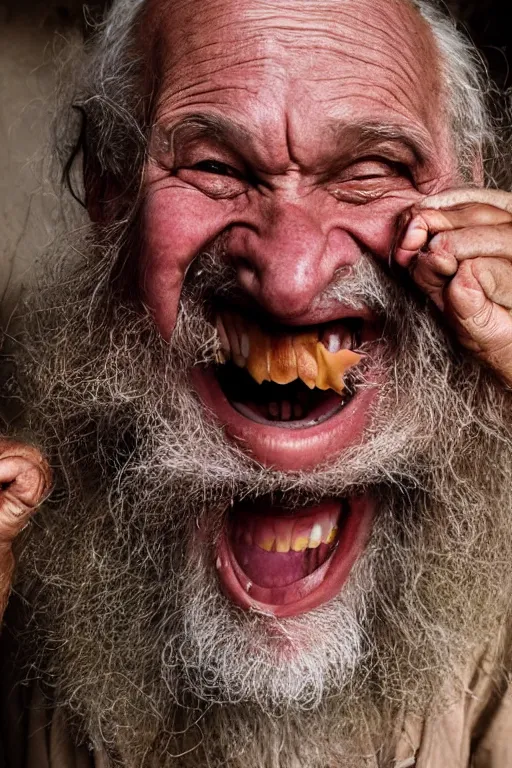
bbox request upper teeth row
[233,508,340,553]
[216,311,362,394]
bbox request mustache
[180,243,405,321]
[154,247,440,494]
[18,234,501,520]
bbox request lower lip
[215,496,374,618]
[191,368,380,471]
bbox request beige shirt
[2,637,511,767]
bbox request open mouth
[216,495,373,617]
[214,309,364,429]
[191,305,381,470]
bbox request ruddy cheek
[140,188,230,340]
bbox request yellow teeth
[291,536,310,552]
[245,325,271,384]
[269,335,297,385]
[315,343,362,394]
[293,332,319,390]
[217,312,363,394]
[237,510,340,554]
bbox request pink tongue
[228,499,341,589]
[230,541,333,588]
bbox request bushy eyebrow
[326,120,434,166]
[154,114,252,157]
[154,113,434,170]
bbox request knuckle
[0,456,51,511]
[455,260,475,283]
[0,494,34,543]
[472,303,497,334]
[470,260,498,297]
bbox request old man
[2,0,512,765]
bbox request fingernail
[401,217,429,252]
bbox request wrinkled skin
[0,440,50,620]
[2,0,512,642]
[141,0,453,339]
[2,2,512,764]
[140,0,512,390]
[396,189,512,384]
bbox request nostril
[237,256,256,275]
[236,257,260,293]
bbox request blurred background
[0,0,511,315]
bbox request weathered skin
[0,440,51,622]
[140,0,456,336]
[139,0,512,396]
[396,189,512,384]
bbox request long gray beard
[10,236,512,768]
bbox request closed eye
[191,160,240,177]
[175,158,248,199]
[342,159,410,181]
[327,159,415,204]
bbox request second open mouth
[215,495,375,616]
[214,309,368,429]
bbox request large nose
[227,203,361,320]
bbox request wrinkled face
[140,0,458,617]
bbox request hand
[394,188,512,387]
[0,440,51,621]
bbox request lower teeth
[219,363,350,425]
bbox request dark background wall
[449,0,511,88]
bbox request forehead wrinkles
[148,0,442,143]
[152,0,438,85]
[150,0,439,116]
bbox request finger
[392,209,430,266]
[395,206,512,268]
[468,257,512,310]
[409,244,460,310]
[445,259,512,386]
[428,224,512,266]
[0,546,15,619]
[407,222,512,311]
[419,188,512,214]
[0,443,51,544]
[0,442,51,620]
[409,258,448,311]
